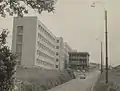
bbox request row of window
[37,41,55,56]
[69,54,88,56]
[36,58,54,68]
[69,59,87,61]
[81,61,87,64]
[70,61,87,64]
[37,50,55,62]
[38,32,55,49]
[69,57,87,59]
[38,24,56,42]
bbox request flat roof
[68,52,90,56]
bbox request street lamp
[91,1,108,84]
[96,38,103,74]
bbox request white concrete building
[12,16,56,69]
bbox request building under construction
[68,52,90,71]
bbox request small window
[56,59,58,62]
[56,52,59,56]
[57,40,59,43]
[38,33,41,38]
[17,35,23,43]
[36,58,39,63]
[56,46,59,49]
[17,26,23,34]
[16,44,22,54]
[37,50,39,55]
[38,25,40,27]
[56,65,58,68]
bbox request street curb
[90,74,101,91]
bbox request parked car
[80,73,86,79]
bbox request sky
[0,0,120,66]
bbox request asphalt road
[47,70,100,91]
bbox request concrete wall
[12,17,37,67]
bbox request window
[57,40,59,43]
[38,33,41,38]
[17,26,23,44]
[56,46,59,49]
[37,41,40,47]
[56,59,58,62]
[17,26,23,34]
[17,35,23,43]
[17,55,21,64]
[56,52,59,56]
[38,25,40,28]
[16,44,22,54]
[37,50,39,55]
[36,58,39,63]
[16,44,22,62]
[56,65,58,68]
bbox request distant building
[68,52,90,71]
[12,16,56,69]
[63,42,73,69]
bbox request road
[47,70,100,91]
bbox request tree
[0,0,56,17]
[0,29,17,91]
[0,0,56,90]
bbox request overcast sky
[0,0,120,66]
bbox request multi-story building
[12,16,73,70]
[69,52,90,71]
[12,16,56,69]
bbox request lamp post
[105,9,108,84]
[96,39,103,74]
[91,1,108,84]
[100,41,103,74]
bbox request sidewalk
[93,68,120,91]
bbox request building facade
[55,37,65,70]
[12,16,72,70]
[12,16,56,69]
[69,52,90,71]
[55,37,73,70]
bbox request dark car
[80,73,86,79]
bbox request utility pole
[101,41,103,74]
[105,10,108,84]
[96,39,103,74]
[91,1,109,84]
